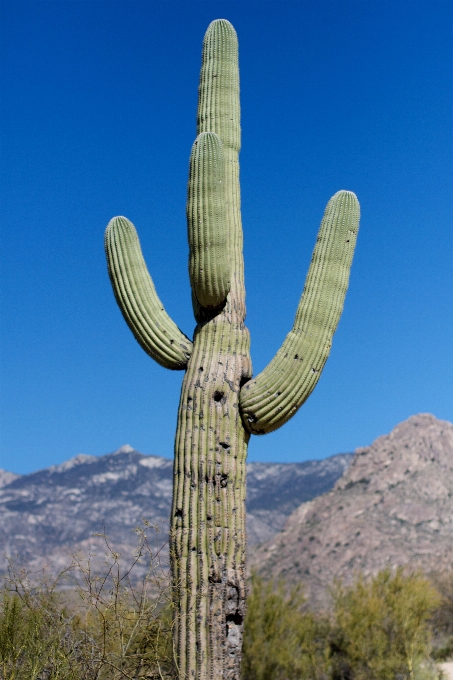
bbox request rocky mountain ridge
[0,446,352,573]
[252,413,453,607]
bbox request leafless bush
[0,522,176,679]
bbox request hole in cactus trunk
[213,391,225,402]
[226,612,243,626]
[239,374,250,389]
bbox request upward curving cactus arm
[198,19,240,153]
[239,190,360,434]
[105,216,193,370]
[187,131,230,310]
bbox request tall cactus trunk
[171,22,252,675]
[171,316,251,679]
[104,17,361,680]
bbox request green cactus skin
[187,132,230,309]
[105,216,192,369]
[239,190,360,434]
[171,20,252,680]
[104,18,360,680]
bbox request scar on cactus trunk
[104,18,360,680]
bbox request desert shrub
[430,571,453,661]
[330,568,441,680]
[0,524,176,679]
[242,572,330,680]
[3,533,448,680]
[0,584,75,680]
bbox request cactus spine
[104,18,360,680]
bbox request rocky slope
[0,447,351,574]
[252,414,453,607]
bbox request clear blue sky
[1,1,452,474]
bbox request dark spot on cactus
[191,546,196,552]
[207,515,212,521]
[247,413,257,423]
[226,612,243,626]
[239,374,250,389]
[175,508,183,519]
[213,390,225,402]
[294,354,299,360]
[208,571,221,584]
[219,441,230,450]
[311,367,318,373]
[199,366,204,372]
[220,473,228,488]
[187,396,192,402]
[276,391,281,396]
[170,339,174,344]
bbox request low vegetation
[329,569,441,680]
[0,525,175,679]
[0,531,451,679]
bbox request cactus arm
[196,19,245,322]
[105,216,192,370]
[187,132,230,310]
[239,190,360,434]
[198,19,240,153]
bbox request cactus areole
[105,19,360,680]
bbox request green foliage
[242,573,330,680]
[0,581,77,680]
[2,552,446,680]
[430,572,453,661]
[331,568,441,680]
[0,526,176,679]
[241,569,443,680]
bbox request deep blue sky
[1,1,452,474]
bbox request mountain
[0,446,351,574]
[252,414,453,607]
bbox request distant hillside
[252,414,453,607]
[0,446,351,574]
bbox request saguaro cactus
[105,19,360,680]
